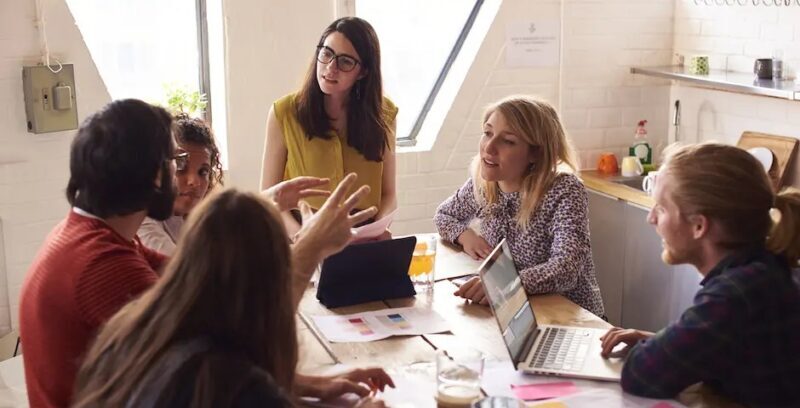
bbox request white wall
[0,0,110,330]
[672,0,800,186]
[223,0,335,190]
[391,0,674,235]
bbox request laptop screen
[479,239,537,363]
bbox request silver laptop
[479,238,623,382]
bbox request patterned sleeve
[518,175,591,294]
[434,178,481,243]
[621,283,744,398]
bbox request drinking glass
[408,235,436,293]
[436,349,484,407]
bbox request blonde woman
[434,95,604,318]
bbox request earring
[355,82,362,100]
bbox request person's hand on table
[456,230,492,260]
[262,176,330,212]
[453,276,489,305]
[296,368,395,400]
[599,327,654,358]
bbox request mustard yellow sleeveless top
[273,93,398,210]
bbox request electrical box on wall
[22,64,78,134]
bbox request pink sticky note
[510,381,578,401]
[650,403,676,408]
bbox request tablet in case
[316,236,417,308]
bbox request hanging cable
[34,0,63,73]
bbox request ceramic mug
[754,58,773,79]
[642,171,659,195]
[597,152,619,174]
[620,156,644,177]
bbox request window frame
[395,0,485,147]
[196,0,213,124]
[345,0,486,147]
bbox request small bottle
[772,49,784,82]
[629,120,652,166]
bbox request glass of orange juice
[408,235,436,293]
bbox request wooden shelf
[631,65,800,101]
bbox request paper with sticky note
[511,381,578,401]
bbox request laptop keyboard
[530,327,591,372]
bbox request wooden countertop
[580,170,655,209]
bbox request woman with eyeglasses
[138,113,224,255]
[140,114,331,255]
[261,17,398,236]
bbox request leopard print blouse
[434,173,605,317]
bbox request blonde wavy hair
[470,95,578,229]
[662,143,800,266]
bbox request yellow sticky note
[530,402,568,408]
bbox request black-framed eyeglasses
[170,152,189,172]
[316,45,361,72]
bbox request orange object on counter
[597,153,619,174]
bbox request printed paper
[310,307,450,343]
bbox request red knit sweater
[19,210,165,408]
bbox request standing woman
[261,17,398,235]
[434,95,605,318]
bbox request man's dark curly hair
[174,113,224,190]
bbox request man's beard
[147,167,176,221]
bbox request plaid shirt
[621,247,800,407]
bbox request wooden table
[296,235,739,408]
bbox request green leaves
[160,83,208,117]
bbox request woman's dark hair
[66,99,174,218]
[73,189,297,406]
[295,17,391,162]
[174,113,224,190]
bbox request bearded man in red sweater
[21,97,388,407]
[19,99,179,407]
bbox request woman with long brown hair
[434,95,605,318]
[73,188,392,407]
[261,17,397,237]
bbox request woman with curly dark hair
[138,113,223,255]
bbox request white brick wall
[0,0,110,330]
[674,0,800,76]
[672,0,800,185]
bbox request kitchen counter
[580,170,655,209]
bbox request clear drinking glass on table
[436,349,484,407]
[408,235,436,293]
